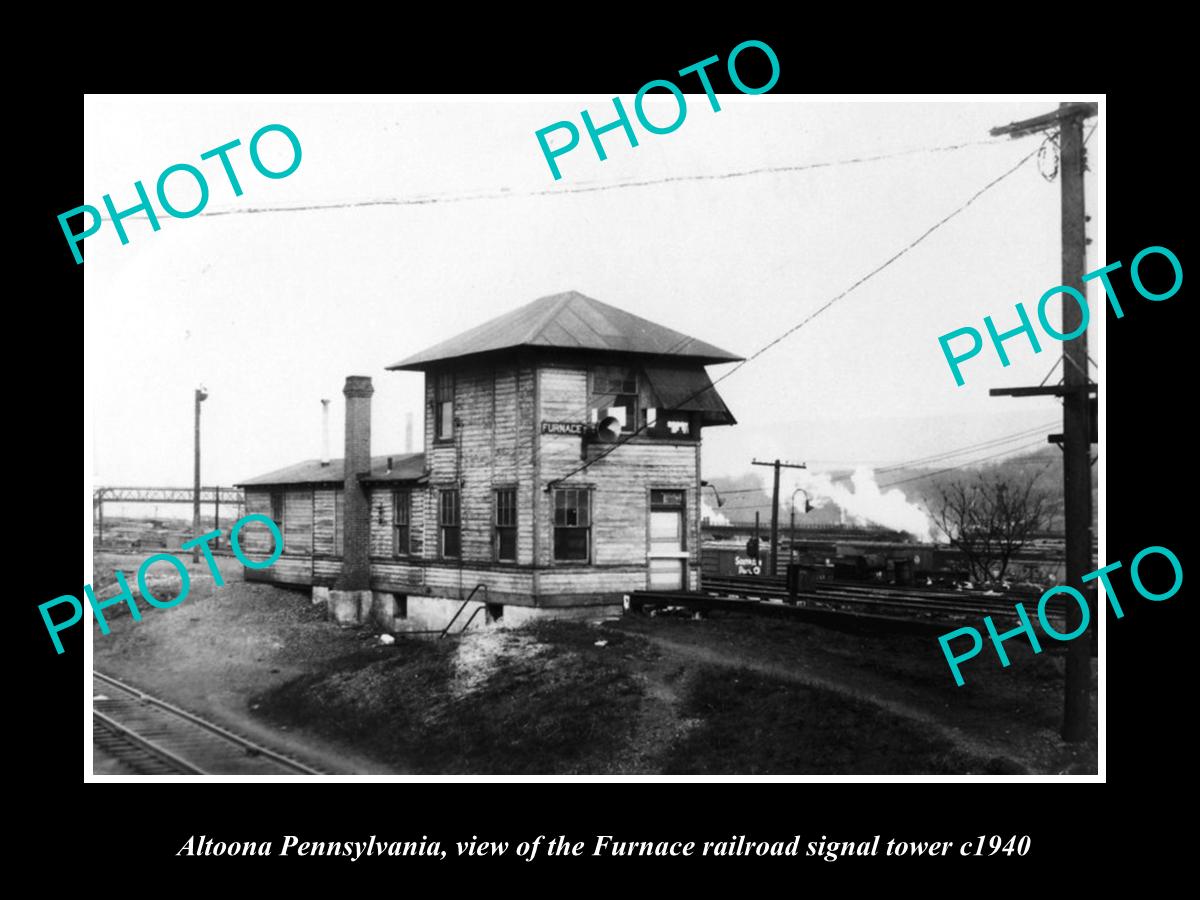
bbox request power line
[547,144,1042,488]
[102,136,1013,221]
[709,422,1053,492]
[873,420,1058,473]
[715,427,1056,507]
[878,439,1050,488]
[543,140,1041,449]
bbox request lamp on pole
[193,386,208,562]
[789,487,813,564]
[700,480,726,512]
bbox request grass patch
[661,665,1011,774]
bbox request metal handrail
[439,583,489,638]
[454,604,489,635]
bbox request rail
[93,709,206,774]
[453,604,490,635]
[629,590,949,635]
[671,573,1072,629]
[93,670,322,775]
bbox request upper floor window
[643,409,695,439]
[435,372,455,441]
[592,367,639,434]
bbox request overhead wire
[541,138,1045,450]
[535,136,1032,441]
[547,143,1043,488]
[545,114,1097,485]
[101,135,1013,221]
[707,420,1059,502]
[878,438,1051,488]
[873,420,1059,473]
[711,422,1059,509]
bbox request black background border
[22,26,1188,883]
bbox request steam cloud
[782,467,932,541]
[701,498,730,527]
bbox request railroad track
[92,670,322,776]
[693,576,1068,628]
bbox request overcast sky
[84,95,1100,508]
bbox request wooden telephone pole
[751,459,807,575]
[193,387,207,562]
[989,102,1097,742]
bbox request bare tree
[931,471,1054,585]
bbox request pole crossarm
[990,383,1098,398]
[990,102,1098,139]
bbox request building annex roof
[237,452,426,487]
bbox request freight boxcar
[702,542,769,577]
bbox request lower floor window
[334,489,344,556]
[553,488,591,561]
[495,488,517,562]
[393,490,411,556]
[440,489,461,558]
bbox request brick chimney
[335,375,373,592]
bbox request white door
[648,508,686,590]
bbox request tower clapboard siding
[236,291,739,615]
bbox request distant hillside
[706,446,1094,537]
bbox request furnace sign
[541,421,586,435]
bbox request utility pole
[752,458,807,576]
[989,102,1097,742]
[193,386,208,562]
[789,504,795,564]
[95,489,105,545]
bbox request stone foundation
[328,589,372,626]
[310,586,623,632]
[503,604,623,626]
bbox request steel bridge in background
[93,486,245,543]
